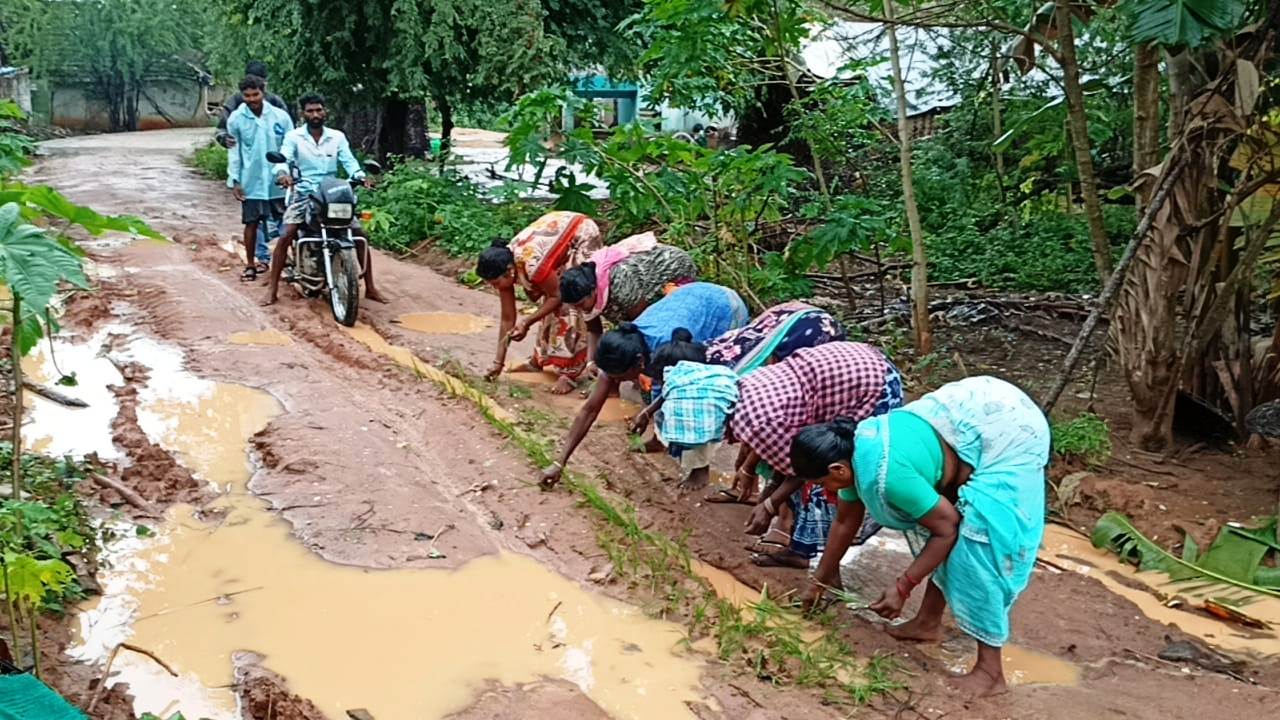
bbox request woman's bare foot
[886,614,944,643]
[550,376,577,394]
[365,288,389,303]
[677,466,711,492]
[946,665,1008,698]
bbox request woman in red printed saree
[476,211,603,393]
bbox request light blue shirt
[274,125,364,198]
[225,102,292,200]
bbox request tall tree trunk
[1132,43,1162,211]
[378,98,411,161]
[437,96,454,151]
[1056,0,1113,284]
[884,0,932,354]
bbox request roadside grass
[397,356,904,704]
[189,142,228,181]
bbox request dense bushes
[360,162,543,256]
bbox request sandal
[254,261,269,274]
[240,266,257,282]
[750,551,810,569]
[704,486,755,505]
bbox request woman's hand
[539,462,563,489]
[744,499,776,536]
[509,318,532,342]
[484,361,504,382]
[628,408,651,435]
[802,577,844,613]
[869,585,907,619]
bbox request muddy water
[395,311,491,335]
[1041,525,1280,657]
[691,560,766,608]
[921,641,1081,687]
[343,322,517,424]
[21,327,128,460]
[507,371,642,423]
[228,329,294,347]
[71,330,708,720]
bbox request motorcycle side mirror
[265,151,287,163]
[363,160,383,176]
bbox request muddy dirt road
[26,129,1280,720]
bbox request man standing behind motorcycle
[262,94,387,306]
[227,75,291,282]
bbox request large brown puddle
[67,330,707,720]
[394,312,491,335]
[506,371,643,423]
[1041,525,1280,657]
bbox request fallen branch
[86,642,178,713]
[22,381,88,408]
[88,473,159,517]
[1111,454,1180,477]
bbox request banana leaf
[1091,512,1280,599]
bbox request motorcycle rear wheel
[329,247,360,327]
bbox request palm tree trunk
[884,0,932,354]
[1056,0,1113,284]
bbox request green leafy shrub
[1051,412,1112,465]
[361,161,542,256]
[190,141,228,181]
[0,444,97,609]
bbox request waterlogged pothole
[228,329,294,347]
[67,329,708,720]
[1041,525,1280,657]
[21,326,129,460]
[394,311,491,335]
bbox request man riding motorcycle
[261,93,387,307]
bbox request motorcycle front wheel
[328,247,360,327]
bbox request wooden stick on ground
[86,642,178,713]
[87,473,159,517]
[21,381,88,408]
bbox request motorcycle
[264,151,381,326]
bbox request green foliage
[360,162,541,256]
[1093,512,1280,600]
[1050,412,1112,464]
[0,445,97,610]
[205,0,640,139]
[190,142,229,181]
[0,102,36,178]
[0,203,89,354]
[626,0,817,117]
[1122,0,1246,48]
[505,92,811,304]
[3,0,209,132]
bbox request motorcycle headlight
[326,203,354,220]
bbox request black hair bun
[671,327,693,342]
